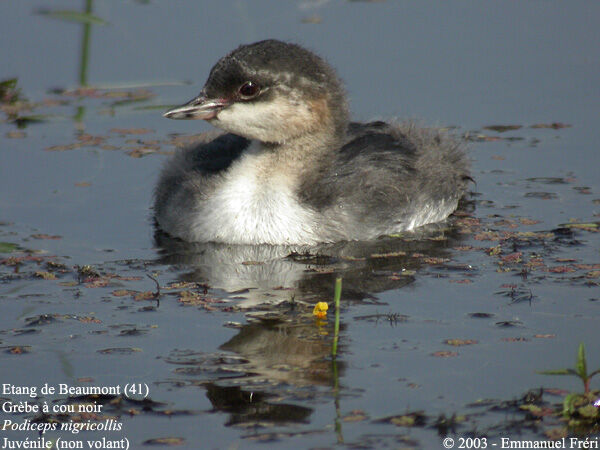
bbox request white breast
[190,142,319,245]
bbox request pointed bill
[163,94,230,120]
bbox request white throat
[190,141,319,245]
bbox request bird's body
[155,40,470,245]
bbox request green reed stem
[331,277,342,358]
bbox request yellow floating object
[313,301,329,319]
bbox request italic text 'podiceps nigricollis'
[155,40,470,245]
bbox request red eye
[239,81,259,98]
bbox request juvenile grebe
[155,40,470,245]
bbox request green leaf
[0,78,18,92]
[576,342,588,379]
[37,9,107,25]
[589,368,600,378]
[577,404,599,419]
[0,78,24,104]
[562,393,579,417]
[0,242,19,253]
[519,404,543,414]
[561,222,599,230]
[537,369,577,376]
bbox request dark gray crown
[204,40,342,97]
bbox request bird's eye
[238,81,260,99]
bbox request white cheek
[214,97,314,142]
[217,102,273,130]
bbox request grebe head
[164,40,349,144]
